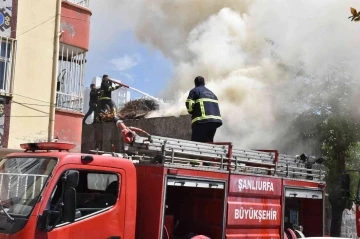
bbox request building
[0,0,92,156]
[82,76,131,123]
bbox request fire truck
[0,120,326,239]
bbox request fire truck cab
[0,133,326,239]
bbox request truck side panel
[283,179,325,237]
[135,165,166,239]
[164,168,228,238]
[226,174,282,239]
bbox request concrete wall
[340,204,357,238]
[81,115,192,153]
[55,109,83,152]
[7,0,57,148]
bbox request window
[46,170,120,227]
[87,173,118,191]
[0,37,15,94]
[0,157,57,218]
[56,43,86,112]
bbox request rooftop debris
[118,99,159,119]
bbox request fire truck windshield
[0,157,57,218]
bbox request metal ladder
[123,134,326,181]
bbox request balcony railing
[64,0,89,8]
[56,43,85,113]
[56,92,83,112]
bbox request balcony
[56,43,86,113]
[60,0,91,51]
[64,0,89,8]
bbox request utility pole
[48,0,62,141]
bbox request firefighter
[82,83,99,124]
[97,74,122,121]
[185,76,222,143]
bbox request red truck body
[0,133,326,239]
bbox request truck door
[283,187,324,238]
[35,164,126,239]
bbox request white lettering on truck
[234,207,277,222]
[238,179,274,192]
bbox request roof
[5,151,136,171]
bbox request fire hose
[115,119,151,144]
[108,77,162,103]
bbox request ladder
[122,134,326,182]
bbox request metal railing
[65,0,90,8]
[0,36,16,94]
[56,91,83,112]
[0,173,48,200]
[120,135,327,182]
[57,43,86,113]
[126,154,326,181]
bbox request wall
[60,1,91,50]
[81,115,192,153]
[7,0,57,148]
[55,109,83,152]
[340,204,357,238]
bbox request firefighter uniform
[83,87,99,124]
[98,79,120,116]
[186,84,222,142]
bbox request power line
[12,93,52,105]
[15,16,56,38]
[10,94,84,113]
[12,101,49,114]
[62,15,90,22]
[12,101,52,107]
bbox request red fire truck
[0,121,326,239]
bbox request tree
[266,37,360,235]
[289,63,360,236]
[345,143,360,198]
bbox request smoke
[91,0,360,150]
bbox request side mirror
[62,170,78,223]
[341,173,350,198]
[37,210,61,232]
[62,187,76,223]
[63,170,79,188]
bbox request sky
[82,0,360,150]
[85,3,173,100]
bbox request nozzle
[113,116,120,123]
[115,119,136,144]
[115,119,125,129]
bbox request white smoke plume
[91,0,360,149]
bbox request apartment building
[0,0,91,156]
[82,76,131,124]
